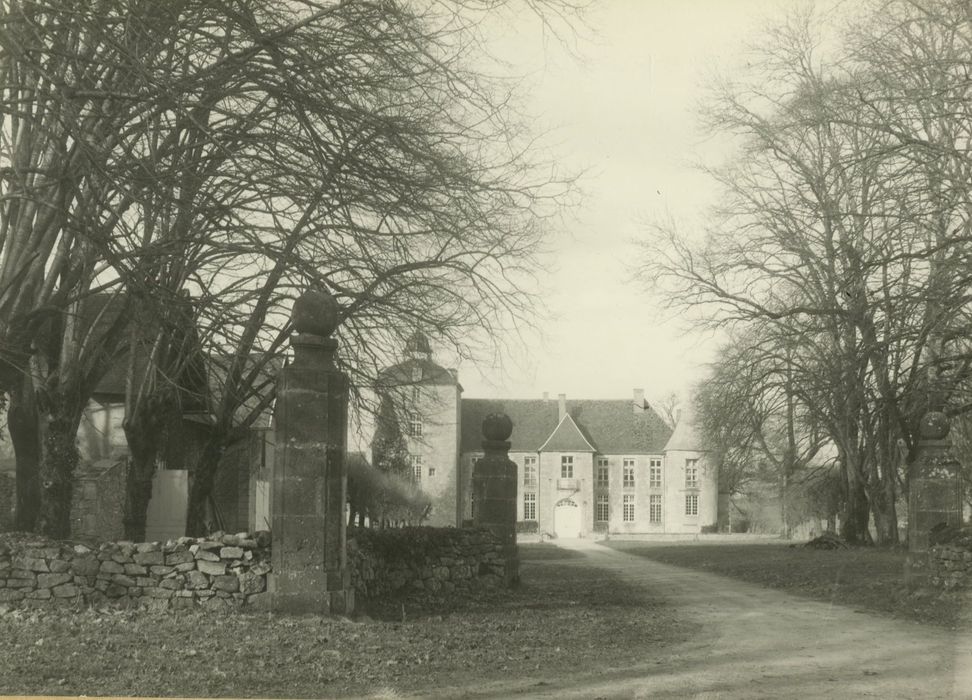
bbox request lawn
[603,540,962,629]
[0,543,690,698]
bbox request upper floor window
[685,459,699,488]
[623,458,636,488]
[407,414,423,437]
[410,454,423,482]
[596,465,609,488]
[650,458,662,488]
[524,456,538,486]
[561,455,574,478]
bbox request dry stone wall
[929,526,972,590]
[0,526,515,611]
[0,531,272,611]
[348,526,513,599]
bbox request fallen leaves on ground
[0,547,691,698]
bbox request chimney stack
[558,393,567,421]
[542,391,549,401]
[633,388,645,414]
[675,408,682,425]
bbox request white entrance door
[554,498,582,538]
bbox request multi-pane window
[623,458,636,488]
[407,414,423,437]
[623,494,635,522]
[650,458,663,488]
[524,456,538,486]
[685,493,699,516]
[523,493,537,520]
[596,466,609,488]
[410,455,423,482]
[685,459,699,488]
[649,494,662,523]
[596,457,609,488]
[595,494,609,522]
[428,467,436,478]
[561,455,574,478]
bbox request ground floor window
[649,494,662,523]
[523,492,537,520]
[685,493,699,516]
[623,494,635,522]
[410,454,423,482]
[595,494,609,521]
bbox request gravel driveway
[429,539,972,700]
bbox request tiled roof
[539,414,595,452]
[460,398,672,454]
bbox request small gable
[539,414,595,452]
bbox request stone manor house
[379,334,718,537]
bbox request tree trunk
[122,433,158,542]
[7,378,41,531]
[840,461,871,545]
[35,413,80,539]
[186,439,224,536]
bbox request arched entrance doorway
[554,497,582,538]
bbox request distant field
[603,541,962,629]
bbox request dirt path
[425,539,972,700]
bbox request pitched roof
[538,414,595,452]
[460,398,672,454]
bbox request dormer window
[411,366,423,382]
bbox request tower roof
[405,331,432,356]
[663,409,703,452]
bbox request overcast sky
[449,0,796,405]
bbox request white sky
[451,0,792,405]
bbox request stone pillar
[472,412,519,585]
[907,410,964,587]
[269,289,353,614]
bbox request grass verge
[603,541,962,629]
[0,544,689,698]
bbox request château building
[377,333,718,537]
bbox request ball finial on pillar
[292,288,340,337]
[482,412,513,442]
[919,411,950,440]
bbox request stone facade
[406,381,462,527]
[454,400,717,538]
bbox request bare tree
[2,0,583,537]
[638,0,971,545]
